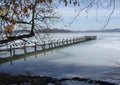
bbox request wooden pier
[0,36,96,64]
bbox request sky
[54,1,120,31]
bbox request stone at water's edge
[0,73,118,85]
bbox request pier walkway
[0,36,96,64]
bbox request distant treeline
[6,28,76,33]
[1,28,120,34]
[79,28,120,32]
[37,28,75,33]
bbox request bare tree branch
[101,0,115,29]
[68,0,96,27]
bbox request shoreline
[0,73,118,85]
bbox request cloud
[58,7,78,18]
[58,7,120,18]
[55,6,120,31]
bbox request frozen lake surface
[0,32,120,84]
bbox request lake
[0,32,120,83]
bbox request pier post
[51,40,53,48]
[56,40,58,47]
[44,41,46,49]
[24,43,26,61]
[13,44,15,56]
[70,38,72,44]
[10,45,13,65]
[62,39,64,45]
[43,41,46,55]
[58,39,60,46]
[66,38,68,44]
[73,38,74,43]
[78,37,80,42]
[42,41,45,50]
[76,37,78,42]
[48,40,51,48]
[10,45,12,57]
[54,39,56,47]
[34,42,37,57]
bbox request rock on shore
[0,73,118,85]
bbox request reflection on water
[0,33,120,83]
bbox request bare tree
[0,0,80,46]
[0,0,117,46]
[68,0,116,29]
[0,1,56,46]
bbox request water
[0,32,120,83]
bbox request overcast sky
[54,3,120,31]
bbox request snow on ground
[0,33,82,50]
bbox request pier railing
[0,36,96,64]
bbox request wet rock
[0,73,118,85]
